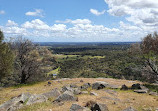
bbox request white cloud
[6,20,18,27]
[1,19,157,42]
[22,19,49,30]
[25,9,44,17]
[105,0,158,28]
[0,10,5,14]
[90,9,106,16]
[56,19,91,24]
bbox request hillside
[0,78,157,111]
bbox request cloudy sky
[0,0,158,42]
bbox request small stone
[134,90,148,93]
[81,91,89,94]
[149,91,158,96]
[80,80,84,82]
[90,92,98,96]
[121,85,128,90]
[80,83,91,90]
[48,81,51,85]
[122,107,137,111]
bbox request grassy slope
[0,78,157,111]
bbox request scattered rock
[149,91,158,96]
[122,107,137,111]
[70,104,84,111]
[121,84,128,90]
[26,94,48,105]
[107,84,120,89]
[61,85,81,95]
[70,84,78,88]
[81,91,89,94]
[80,80,84,82]
[91,103,109,111]
[85,101,109,111]
[90,92,98,96]
[134,89,148,93]
[42,88,61,98]
[53,101,64,106]
[142,107,152,111]
[48,81,51,85]
[100,97,120,102]
[80,83,91,90]
[92,81,108,90]
[0,93,31,111]
[131,84,148,91]
[104,89,117,96]
[61,85,70,93]
[73,88,82,95]
[131,83,141,89]
[54,91,78,102]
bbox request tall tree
[0,30,14,81]
[11,38,43,84]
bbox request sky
[0,0,158,42]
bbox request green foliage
[0,30,14,82]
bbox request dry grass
[0,78,157,111]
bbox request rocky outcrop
[0,93,47,111]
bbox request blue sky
[0,0,158,42]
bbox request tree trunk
[20,71,26,84]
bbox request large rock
[80,83,91,90]
[131,84,148,90]
[54,91,78,102]
[92,81,108,90]
[26,94,48,105]
[0,93,31,111]
[42,88,61,98]
[122,107,137,111]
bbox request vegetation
[0,30,158,87]
[0,31,14,83]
